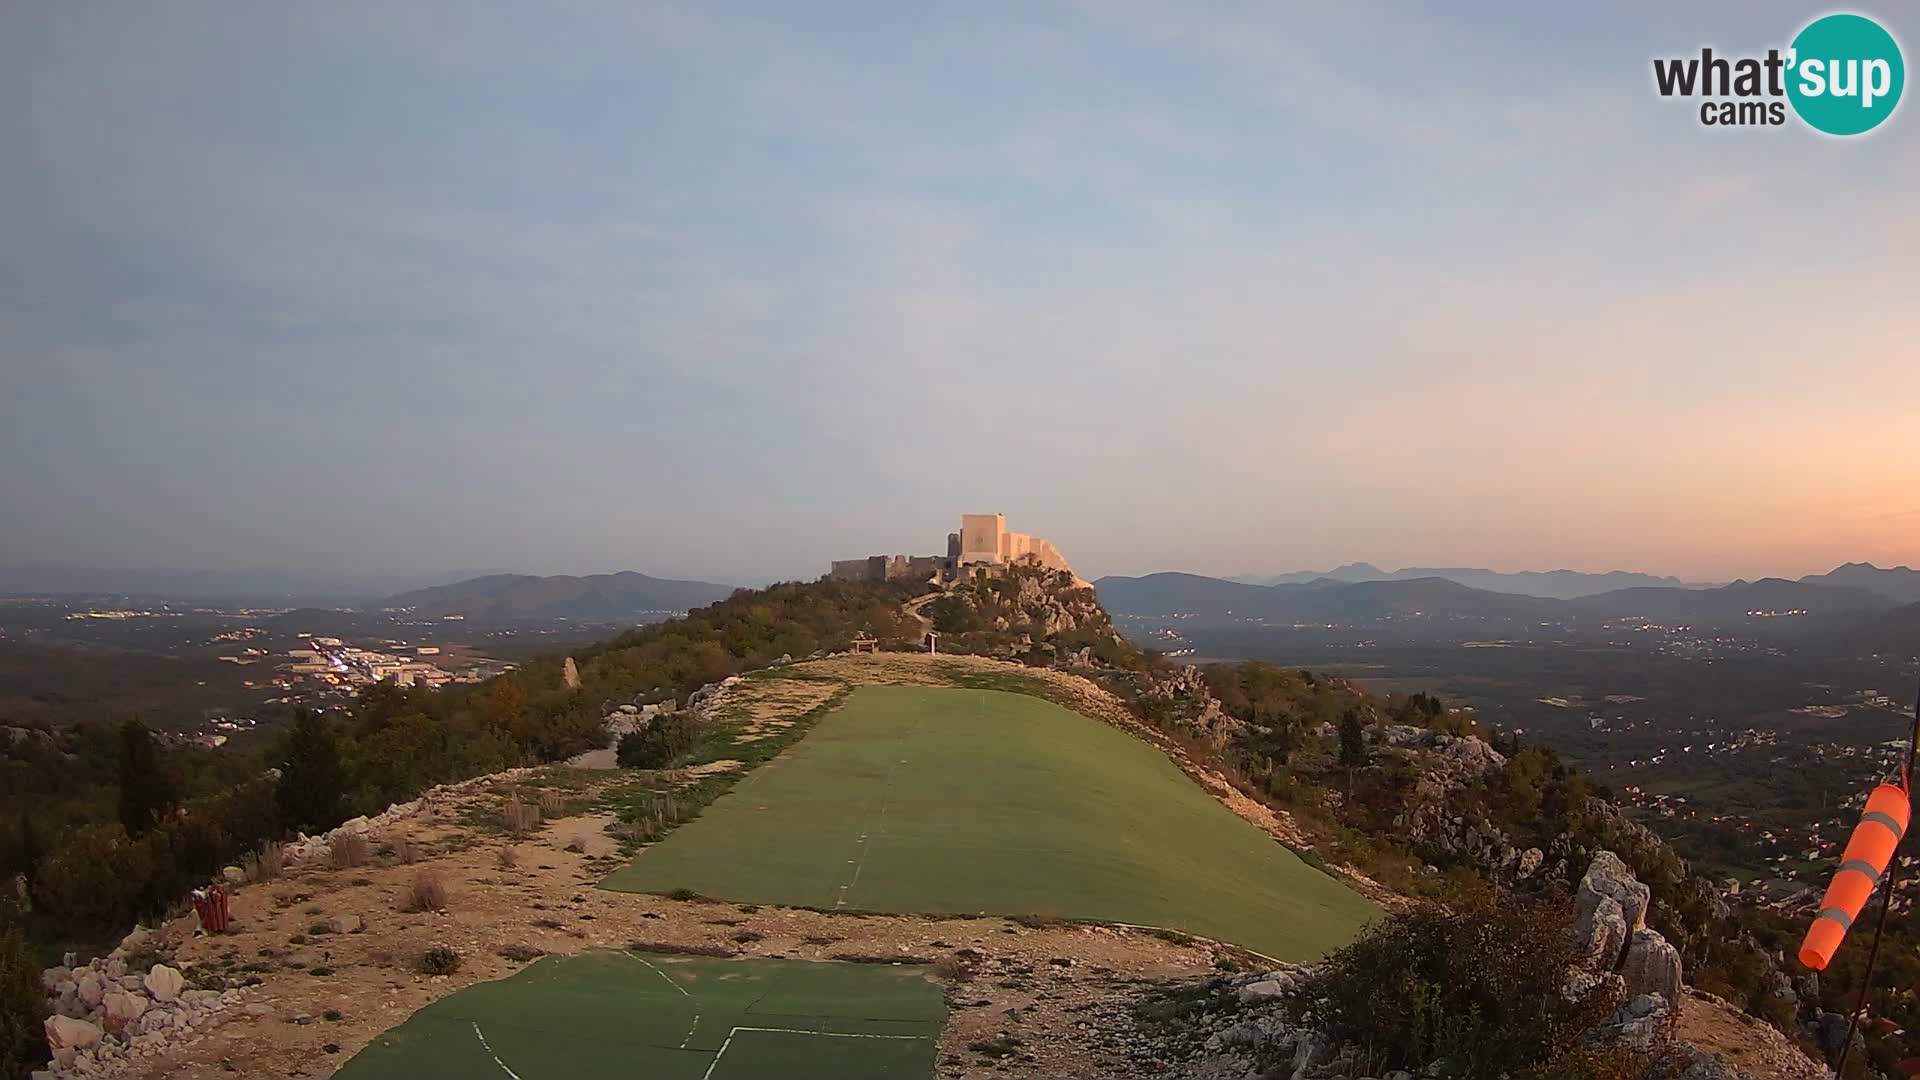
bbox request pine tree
[116,720,176,836]
[277,710,346,834]
[1338,708,1367,799]
[1338,708,1367,769]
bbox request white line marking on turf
[624,952,701,1046]
[834,711,928,909]
[471,1022,524,1080]
[624,951,693,997]
[701,1026,927,1080]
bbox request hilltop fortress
[829,513,1074,584]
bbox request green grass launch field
[331,951,944,1080]
[602,685,1375,961]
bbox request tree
[116,720,176,836]
[1338,708,1367,797]
[277,710,346,835]
[1339,709,1367,769]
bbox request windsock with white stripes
[1799,782,1911,970]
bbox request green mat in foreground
[332,951,944,1080]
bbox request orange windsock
[1800,783,1910,970]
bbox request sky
[2,2,1916,587]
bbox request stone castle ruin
[829,513,1074,584]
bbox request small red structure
[192,885,232,933]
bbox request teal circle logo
[1787,14,1904,135]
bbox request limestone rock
[1580,895,1629,971]
[1621,928,1683,1004]
[1236,979,1288,1005]
[76,971,105,1008]
[101,989,148,1034]
[329,913,364,934]
[562,656,582,690]
[1577,851,1650,936]
[143,964,184,1002]
[45,1015,103,1051]
[1517,847,1544,878]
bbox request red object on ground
[192,886,232,933]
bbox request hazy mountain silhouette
[378,571,736,620]
[1799,562,1920,604]
[1228,564,1699,599]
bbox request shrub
[252,841,285,882]
[404,871,448,913]
[616,713,701,769]
[666,887,700,902]
[931,954,975,982]
[393,837,419,865]
[414,945,461,976]
[731,929,765,944]
[537,790,569,818]
[32,823,154,934]
[501,801,540,837]
[328,835,370,869]
[1294,899,1640,1080]
[497,944,545,962]
[496,847,518,870]
[1,925,47,1080]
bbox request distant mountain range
[376,571,737,621]
[1097,563,1914,629]
[1228,563,1703,599]
[1799,562,1920,604]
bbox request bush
[1,924,47,1080]
[250,841,285,883]
[497,944,545,962]
[496,847,518,870]
[404,871,448,913]
[1295,899,1641,1080]
[328,835,370,869]
[616,713,702,769]
[32,823,154,934]
[501,801,540,837]
[414,945,461,975]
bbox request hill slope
[377,571,736,620]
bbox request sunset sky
[2,3,1915,585]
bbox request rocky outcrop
[39,926,258,1076]
[1141,666,1244,746]
[1621,928,1684,1004]
[1578,851,1651,937]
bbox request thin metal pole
[1834,671,1920,1077]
